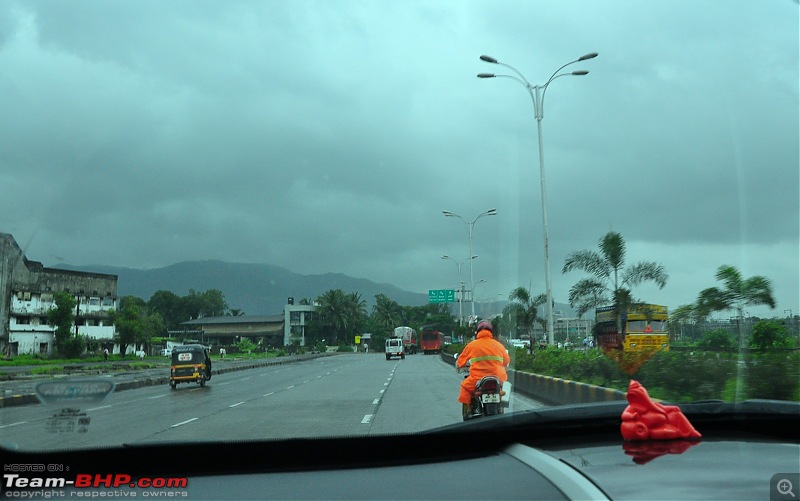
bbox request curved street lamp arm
[540,72,587,117]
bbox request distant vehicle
[392,326,417,354]
[595,303,669,352]
[160,348,173,357]
[170,344,212,389]
[385,337,405,360]
[420,329,443,354]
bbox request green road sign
[428,289,455,303]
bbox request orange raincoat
[456,329,510,404]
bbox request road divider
[0,352,337,408]
[442,352,625,405]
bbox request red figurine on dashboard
[621,380,702,441]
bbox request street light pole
[443,209,497,324]
[442,254,477,326]
[472,279,487,318]
[478,52,597,345]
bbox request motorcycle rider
[456,320,510,418]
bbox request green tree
[110,297,144,357]
[148,289,231,332]
[370,293,405,336]
[503,287,545,351]
[694,265,776,347]
[313,289,367,345]
[346,291,368,340]
[562,231,668,337]
[749,320,791,351]
[47,291,79,357]
[148,290,182,330]
[110,296,163,356]
[696,329,737,352]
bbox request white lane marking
[263,392,274,397]
[171,418,198,428]
[148,394,167,399]
[286,385,295,389]
[303,380,310,384]
[260,373,269,377]
[372,398,380,405]
[229,402,245,408]
[86,405,112,412]
[316,375,322,379]
[379,390,385,393]
[361,414,373,424]
[0,421,26,429]
[241,377,251,381]
[384,382,389,386]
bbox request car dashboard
[4,401,799,500]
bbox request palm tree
[504,286,546,350]
[694,265,775,347]
[315,289,349,344]
[562,231,668,335]
[371,294,406,334]
[315,289,368,345]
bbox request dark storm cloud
[0,0,796,316]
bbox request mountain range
[53,260,430,315]
[53,260,575,319]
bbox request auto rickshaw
[169,344,212,389]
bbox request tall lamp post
[443,208,497,323]
[478,52,597,345]
[472,279,487,318]
[442,255,477,326]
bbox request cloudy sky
[1,0,797,318]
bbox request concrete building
[181,315,285,348]
[284,303,316,346]
[0,233,118,356]
[180,301,318,349]
[554,317,594,345]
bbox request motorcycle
[455,353,511,421]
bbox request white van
[385,338,405,360]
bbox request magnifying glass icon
[777,479,795,497]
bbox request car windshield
[0,0,797,455]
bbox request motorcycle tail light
[478,379,499,392]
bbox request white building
[554,317,594,344]
[1,233,118,356]
[284,301,317,346]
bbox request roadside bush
[635,351,736,402]
[744,351,800,400]
[750,320,793,351]
[444,343,464,356]
[513,348,627,390]
[60,335,87,359]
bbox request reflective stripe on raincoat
[456,329,509,404]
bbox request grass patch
[30,366,65,375]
